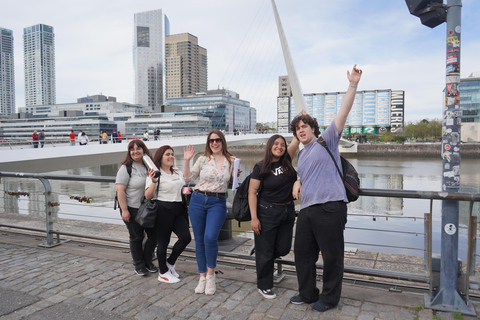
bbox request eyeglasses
[209,138,222,144]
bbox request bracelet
[350,84,358,89]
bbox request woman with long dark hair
[183,129,236,295]
[115,140,158,276]
[248,134,299,299]
[145,145,191,284]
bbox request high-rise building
[165,33,207,99]
[0,28,15,115]
[134,9,169,109]
[23,24,56,107]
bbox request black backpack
[114,165,132,210]
[317,136,360,202]
[232,174,262,225]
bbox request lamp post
[405,0,475,315]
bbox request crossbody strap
[317,136,344,181]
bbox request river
[1,153,479,261]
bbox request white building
[0,28,15,116]
[134,9,169,109]
[23,24,56,107]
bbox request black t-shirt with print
[251,155,296,204]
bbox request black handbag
[135,180,159,228]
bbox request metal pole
[426,0,475,315]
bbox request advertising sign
[390,91,404,134]
[325,94,337,124]
[313,94,325,126]
[376,91,390,126]
[363,92,376,125]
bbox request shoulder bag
[135,178,160,228]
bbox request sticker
[449,30,454,36]
[447,36,459,47]
[455,26,461,33]
[443,171,454,178]
[447,48,460,54]
[446,75,460,84]
[444,223,456,235]
[447,64,460,74]
[445,144,451,150]
[446,55,457,65]
[454,147,459,152]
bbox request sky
[1,0,479,124]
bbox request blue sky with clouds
[1,0,479,123]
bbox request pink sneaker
[158,270,180,284]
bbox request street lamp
[405,0,476,316]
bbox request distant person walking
[32,131,39,148]
[143,130,149,141]
[117,131,122,143]
[69,130,76,146]
[112,130,118,143]
[79,131,89,146]
[102,131,108,144]
[39,130,45,148]
[154,128,161,141]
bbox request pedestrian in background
[39,130,45,148]
[79,131,89,146]
[143,130,149,141]
[102,131,108,144]
[32,131,39,148]
[69,130,76,146]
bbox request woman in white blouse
[183,129,235,295]
[145,145,191,284]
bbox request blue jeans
[188,191,227,273]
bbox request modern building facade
[134,9,169,109]
[23,24,56,107]
[165,33,207,99]
[459,72,480,142]
[166,89,256,133]
[277,77,404,135]
[460,73,480,123]
[0,28,15,115]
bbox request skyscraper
[0,28,15,115]
[134,9,169,109]
[23,24,56,107]
[165,33,207,99]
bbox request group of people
[115,65,362,312]
[31,130,45,148]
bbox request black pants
[122,207,157,270]
[155,201,191,274]
[294,201,347,306]
[254,200,295,290]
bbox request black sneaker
[258,288,276,299]
[145,264,159,273]
[135,267,148,276]
[290,295,305,304]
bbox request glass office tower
[0,28,15,115]
[460,74,480,123]
[134,9,169,109]
[23,24,56,107]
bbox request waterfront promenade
[1,230,479,320]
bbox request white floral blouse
[184,155,234,193]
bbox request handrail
[1,171,479,290]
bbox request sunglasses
[209,138,222,144]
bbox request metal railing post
[38,178,53,246]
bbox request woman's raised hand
[184,144,195,161]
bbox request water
[1,154,479,260]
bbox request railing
[1,171,479,300]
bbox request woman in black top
[248,134,299,299]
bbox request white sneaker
[158,270,180,284]
[205,274,216,295]
[167,262,179,278]
[195,276,206,294]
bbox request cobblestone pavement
[0,232,479,320]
